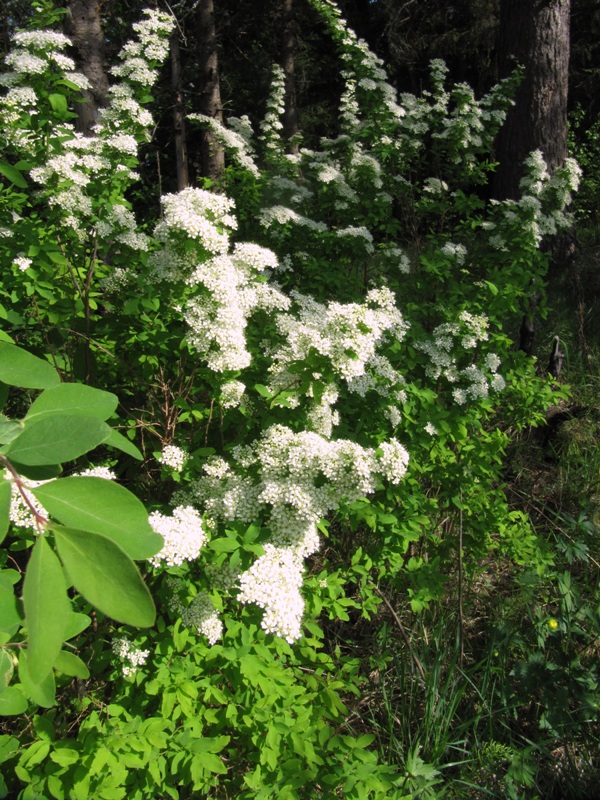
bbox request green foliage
[0,339,159,711]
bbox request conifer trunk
[171,30,189,190]
[281,0,299,153]
[494,0,571,199]
[66,0,110,135]
[197,0,224,180]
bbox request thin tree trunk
[66,0,110,135]
[494,0,571,200]
[281,0,299,153]
[197,0,224,181]
[171,30,189,190]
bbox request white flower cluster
[268,287,407,412]
[74,466,116,480]
[188,113,260,177]
[335,225,374,253]
[158,445,188,472]
[111,10,173,87]
[148,505,207,567]
[13,254,31,272]
[149,200,290,372]
[220,380,246,408]
[259,65,286,159]
[156,188,236,254]
[4,472,47,530]
[183,250,290,372]
[181,423,409,641]
[416,311,505,404]
[3,28,88,88]
[259,205,327,233]
[486,150,582,248]
[112,636,150,677]
[170,590,223,645]
[0,10,173,243]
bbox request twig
[371,583,425,682]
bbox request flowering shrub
[0,1,578,797]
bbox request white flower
[13,255,31,272]
[148,505,207,567]
[75,466,116,480]
[173,592,223,645]
[220,380,246,408]
[112,636,150,676]
[158,445,188,472]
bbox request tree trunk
[281,0,299,153]
[171,30,189,190]
[493,0,571,199]
[197,0,224,181]
[66,0,110,135]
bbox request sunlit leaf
[54,650,89,679]
[4,416,110,465]
[25,384,118,422]
[32,478,162,560]
[22,536,70,683]
[0,342,59,389]
[53,527,155,627]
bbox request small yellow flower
[548,618,559,631]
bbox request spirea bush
[0,1,580,797]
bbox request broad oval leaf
[18,650,55,708]
[32,478,162,560]
[25,384,118,422]
[54,650,89,679]
[0,342,59,389]
[63,612,91,641]
[53,527,155,628]
[9,462,62,482]
[104,428,143,460]
[0,686,27,715]
[4,416,110,465]
[0,584,21,634]
[0,480,11,545]
[0,420,22,445]
[22,536,70,683]
[48,93,68,114]
[0,161,27,188]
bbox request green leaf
[253,384,271,399]
[0,420,22,445]
[103,428,143,460]
[0,650,14,689]
[0,161,27,189]
[53,527,155,627]
[0,481,11,545]
[0,343,59,389]
[25,384,118,422]
[9,462,62,482]
[0,585,21,634]
[22,536,70,683]
[54,651,89,679]
[32,478,162,560]
[48,93,68,114]
[4,416,110,465]
[63,612,91,640]
[18,650,55,707]
[0,686,27,715]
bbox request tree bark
[493,0,571,199]
[66,0,110,135]
[197,0,225,181]
[171,30,189,190]
[281,0,299,153]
